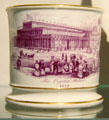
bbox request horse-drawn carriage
[16,53,35,70]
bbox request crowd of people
[16,50,98,78]
[32,53,97,78]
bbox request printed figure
[39,60,45,76]
[69,56,73,73]
[78,56,83,78]
[65,54,67,63]
[74,58,79,77]
[61,53,65,73]
[20,50,24,57]
[50,56,55,73]
[72,55,79,77]
[17,56,21,70]
[53,58,59,74]
[83,60,89,77]
[63,63,69,73]
[34,60,40,77]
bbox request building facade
[16,21,91,51]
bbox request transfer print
[11,11,101,87]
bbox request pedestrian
[39,60,45,76]
[50,56,55,74]
[17,56,21,70]
[53,58,59,74]
[78,56,83,78]
[83,60,88,77]
[72,55,77,76]
[34,60,40,77]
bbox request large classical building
[16,21,91,51]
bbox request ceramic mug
[7,4,102,90]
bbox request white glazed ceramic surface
[6,103,103,118]
[7,5,102,89]
[6,92,103,109]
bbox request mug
[7,4,102,89]
[6,4,103,108]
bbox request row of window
[17,29,42,36]
[16,38,51,48]
[16,37,90,49]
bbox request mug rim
[6,4,103,13]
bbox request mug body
[7,5,102,90]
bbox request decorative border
[6,97,103,104]
[6,4,103,12]
[10,84,99,90]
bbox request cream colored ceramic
[6,102,103,118]
[6,92,103,109]
[6,4,103,108]
[7,5,102,89]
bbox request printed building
[16,21,91,51]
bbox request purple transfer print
[13,20,100,79]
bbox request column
[49,38,51,49]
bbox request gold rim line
[10,84,99,90]
[6,4,103,12]
[6,97,103,105]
